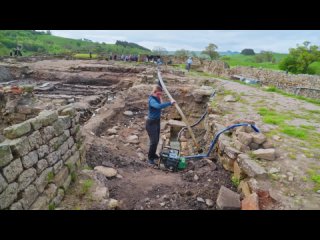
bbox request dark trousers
[186,63,191,71]
[146,119,160,160]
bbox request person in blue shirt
[186,57,193,72]
[146,85,176,165]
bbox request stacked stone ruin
[201,61,320,99]
[0,105,86,210]
[204,109,276,210]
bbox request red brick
[241,193,259,210]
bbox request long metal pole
[157,68,199,150]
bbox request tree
[190,51,197,57]
[255,51,275,63]
[279,41,320,74]
[241,49,255,55]
[152,46,168,56]
[175,49,190,57]
[46,30,52,35]
[201,43,219,60]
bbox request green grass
[308,169,320,191]
[300,125,316,130]
[256,107,320,143]
[71,171,77,183]
[281,126,308,139]
[231,176,240,187]
[263,86,320,106]
[262,115,288,125]
[288,153,297,160]
[0,30,151,56]
[48,203,55,210]
[306,109,320,114]
[74,53,98,59]
[265,86,277,92]
[82,165,93,170]
[258,107,291,125]
[80,179,93,195]
[302,150,314,158]
[220,53,287,70]
[47,172,54,182]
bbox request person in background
[186,57,193,72]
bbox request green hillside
[0,30,151,56]
[220,53,288,70]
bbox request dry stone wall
[0,91,41,126]
[201,61,320,99]
[0,105,86,210]
[204,105,276,210]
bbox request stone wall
[0,91,41,127]
[161,56,202,66]
[203,105,276,210]
[0,105,86,210]
[201,61,320,99]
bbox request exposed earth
[1,58,320,210]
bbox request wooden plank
[157,68,199,150]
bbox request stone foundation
[0,105,86,210]
[204,104,276,210]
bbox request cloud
[49,30,320,53]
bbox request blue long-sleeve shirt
[148,95,172,120]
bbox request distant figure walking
[89,51,92,59]
[186,57,192,72]
[157,57,162,65]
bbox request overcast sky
[49,30,320,53]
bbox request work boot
[154,158,160,166]
[148,159,155,165]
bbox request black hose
[177,90,216,140]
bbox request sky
[49,30,320,53]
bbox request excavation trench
[0,60,235,210]
[81,83,236,210]
[3,59,320,210]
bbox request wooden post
[157,68,199,150]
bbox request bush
[241,49,255,55]
[307,61,320,75]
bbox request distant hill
[115,40,150,52]
[0,30,152,56]
[219,51,240,56]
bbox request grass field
[74,53,98,59]
[220,53,288,70]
